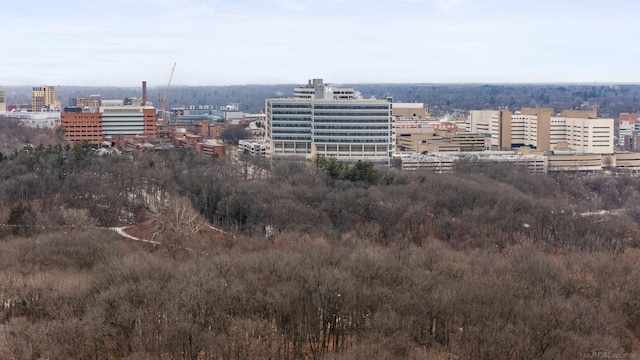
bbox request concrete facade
[266,98,393,161]
[293,79,354,100]
[469,108,614,154]
[468,109,512,150]
[397,131,487,153]
[238,139,267,157]
[0,90,6,112]
[101,106,157,139]
[392,103,428,120]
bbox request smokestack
[142,81,147,105]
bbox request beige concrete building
[557,116,614,154]
[397,130,487,154]
[392,103,428,120]
[32,85,58,111]
[468,108,512,150]
[469,107,614,154]
[561,109,597,119]
[0,90,6,112]
[547,154,603,172]
[399,152,547,173]
[238,139,267,157]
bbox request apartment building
[32,85,58,111]
[266,80,394,161]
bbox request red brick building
[60,112,103,144]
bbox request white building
[100,105,156,139]
[552,116,614,154]
[266,80,394,162]
[293,79,354,100]
[238,139,267,157]
[469,110,496,144]
[510,113,538,148]
[0,90,6,112]
[0,111,60,128]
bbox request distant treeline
[5,83,640,115]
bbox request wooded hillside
[0,121,639,359]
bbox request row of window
[314,105,389,110]
[314,119,390,123]
[314,132,390,137]
[314,125,389,130]
[315,113,389,118]
[317,144,388,151]
[271,123,311,128]
[314,139,388,144]
[270,104,312,109]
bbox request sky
[2,0,639,86]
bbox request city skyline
[2,0,639,87]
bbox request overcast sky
[2,0,638,87]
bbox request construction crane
[158,62,177,123]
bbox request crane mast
[159,62,177,123]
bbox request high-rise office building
[266,79,394,161]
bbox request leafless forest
[0,119,640,359]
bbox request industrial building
[60,82,157,144]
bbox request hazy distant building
[32,85,58,111]
[266,79,394,161]
[0,111,60,128]
[0,90,6,112]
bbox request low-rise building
[196,140,226,157]
[238,139,267,157]
[397,130,487,153]
[0,111,61,128]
